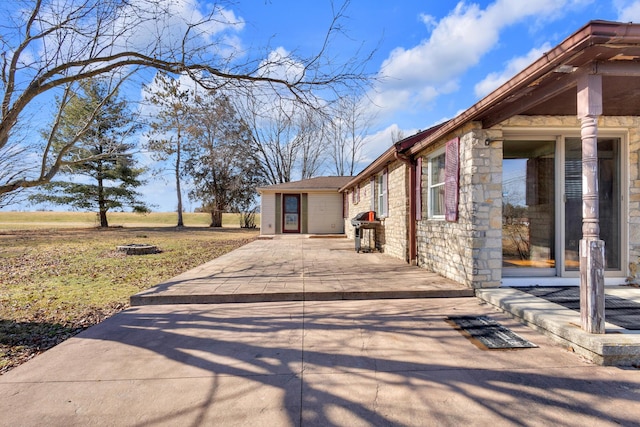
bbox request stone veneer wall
[628,117,640,284]
[382,161,409,261]
[417,115,640,288]
[342,160,409,261]
[346,115,640,286]
[416,123,502,288]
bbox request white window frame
[427,149,446,220]
[371,170,388,218]
[501,128,628,282]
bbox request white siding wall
[308,192,345,234]
[260,192,276,235]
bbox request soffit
[407,21,640,156]
[481,23,640,126]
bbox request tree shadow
[0,320,81,374]
[78,303,640,426]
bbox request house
[341,20,640,295]
[258,176,352,235]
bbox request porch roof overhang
[259,176,352,194]
[406,20,640,156]
[340,20,640,193]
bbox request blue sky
[11,0,640,212]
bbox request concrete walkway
[2,236,640,426]
[129,236,640,365]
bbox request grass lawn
[0,212,259,374]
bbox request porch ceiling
[480,22,640,128]
[407,21,640,156]
[522,75,640,116]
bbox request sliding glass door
[502,140,556,275]
[564,137,621,271]
[503,136,623,277]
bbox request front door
[283,194,301,233]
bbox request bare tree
[234,93,330,185]
[299,110,327,180]
[143,73,191,227]
[183,92,263,227]
[327,94,372,176]
[390,127,405,144]
[239,97,297,184]
[0,140,29,208]
[0,0,370,198]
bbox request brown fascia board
[339,20,640,191]
[406,20,640,156]
[338,145,396,192]
[259,187,346,194]
[337,123,447,192]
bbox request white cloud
[373,0,586,116]
[257,47,306,83]
[115,0,245,57]
[359,125,399,163]
[474,43,551,98]
[616,0,640,21]
[359,124,422,164]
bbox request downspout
[394,151,417,265]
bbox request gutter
[338,123,448,193]
[338,145,396,192]
[406,20,632,156]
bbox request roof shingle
[257,176,352,192]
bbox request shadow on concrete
[82,303,640,426]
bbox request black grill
[351,211,379,252]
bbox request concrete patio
[129,235,640,366]
[1,236,640,426]
[130,236,474,305]
[2,298,640,426]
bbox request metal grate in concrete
[447,315,537,349]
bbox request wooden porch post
[577,73,606,334]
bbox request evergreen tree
[31,79,148,227]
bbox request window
[371,170,388,217]
[428,150,446,219]
[352,186,360,204]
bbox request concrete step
[130,288,475,306]
[477,288,640,366]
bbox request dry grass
[0,211,260,229]
[0,216,259,374]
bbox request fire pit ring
[116,243,159,255]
